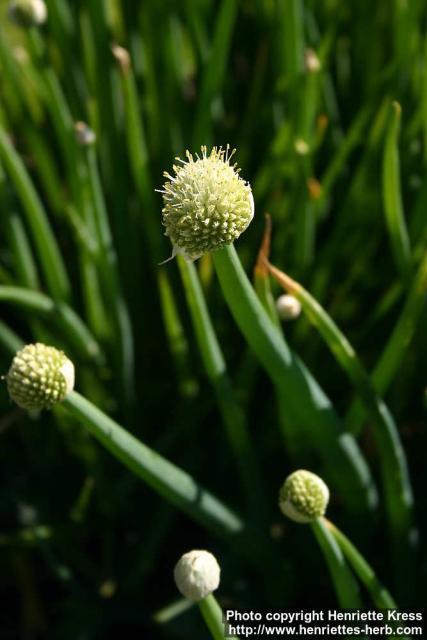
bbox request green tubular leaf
[0,286,102,363]
[346,248,427,436]
[212,245,378,516]
[193,0,238,147]
[3,205,39,290]
[178,256,266,521]
[0,128,71,301]
[158,268,199,398]
[319,106,371,202]
[116,55,163,262]
[371,249,427,395]
[85,147,135,404]
[382,101,412,279]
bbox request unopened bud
[6,343,74,411]
[279,470,329,523]
[304,48,322,74]
[276,294,301,321]
[174,549,220,601]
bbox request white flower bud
[8,0,47,27]
[294,138,310,156]
[6,343,75,411]
[74,122,96,146]
[279,470,329,523]
[276,294,301,321]
[304,48,322,74]
[174,549,220,601]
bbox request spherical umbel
[160,146,254,261]
[8,0,47,27]
[279,470,329,523]
[6,343,75,411]
[276,294,301,321]
[174,549,220,602]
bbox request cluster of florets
[6,343,74,411]
[279,470,329,523]
[160,146,254,261]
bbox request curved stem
[63,391,243,539]
[310,519,362,608]
[178,256,266,522]
[212,245,377,516]
[323,518,397,608]
[198,594,230,640]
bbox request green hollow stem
[63,392,243,537]
[212,245,378,517]
[198,594,230,640]
[324,518,397,608]
[178,256,266,522]
[62,392,284,587]
[61,391,290,597]
[310,519,363,608]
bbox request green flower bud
[8,0,47,27]
[160,146,254,261]
[6,343,74,411]
[279,470,329,523]
[174,549,220,601]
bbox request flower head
[8,0,47,27]
[276,294,301,321]
[6,343,74,411]
[160,146,254,261]
[174,549,220,601]
[279,470,329,523]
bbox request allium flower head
[8,0,47,27]
[279,470,329,523]
[160,146,254,261]
[174,549,220,601]
[6,343,74,411]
